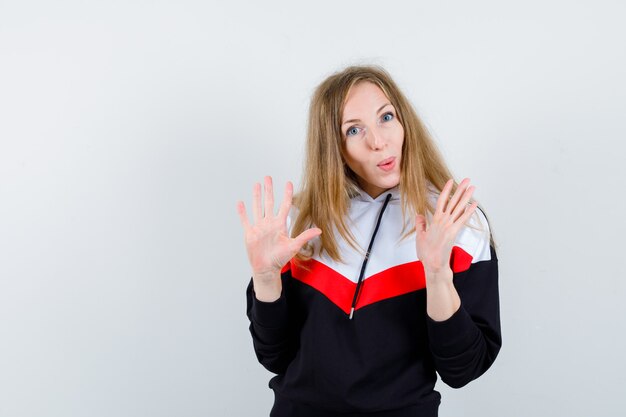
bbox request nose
[366,126,385,150]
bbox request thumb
[292,227,322,250]
[415,214,427,233]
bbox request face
[341,82,404,198]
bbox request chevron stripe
[284,246,473,314]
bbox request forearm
[426,249,501,388]
[425,268,461,322]
[246,277,294,374]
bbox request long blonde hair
[292,65,486,262]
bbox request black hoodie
[246,187,501,416]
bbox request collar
[351,185,401,203]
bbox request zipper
[349,193,393,320]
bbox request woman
[236,66,501,417]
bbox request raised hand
[415,178,478,282]
[236,176,321,299]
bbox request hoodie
[246,187,501,417]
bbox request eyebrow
[342,103,393,126]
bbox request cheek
[382,122,404,147]
[341,144,357,172]
[395,124,405,146]
[342,146,370,178]
[343,142,363,164]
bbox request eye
[382,112,394,122]
[346,126,361,137]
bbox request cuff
[427,304,478,357]
[250,288,289,329]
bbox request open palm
[237,176,321,284]
[415,178,478,277]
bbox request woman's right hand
[236,176,321,300]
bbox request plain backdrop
[1,1,625,416]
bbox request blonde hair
[292,65,489,262]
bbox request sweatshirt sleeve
[427,210,501,388]
[246,272,298,374]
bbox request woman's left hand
[415,178,478,284]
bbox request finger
[435,179,454,214]
[450,185,475,222]
[456,201,478,228]
[415,214,427,233]
[264,176,274,217]
[445,178,470,214]
[236,201,250,230]
[292,227,322,250]
[277,181,294,221]
[252,182,262,223]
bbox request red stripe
[355,262,426,310]
[288,246,473,314]
[450,246,473,273]
[291,260,356,314]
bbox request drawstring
[349,193,392,320]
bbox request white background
[1,1,625,416]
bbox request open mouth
[377,157,396,171]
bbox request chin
[383,175,400,189]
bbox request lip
[377,156,396,172]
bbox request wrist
[426,276,461,322]
[424,267,453,286]
[252,273,282,302]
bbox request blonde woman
[237,66,501,417]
